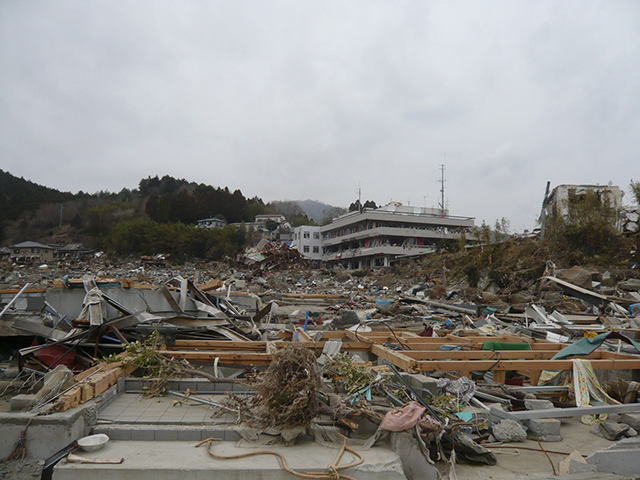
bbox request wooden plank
[295,329,313,342]
[393,350,637,360]
[156,350,274,364]
[173,339,269,350]
[0,288,46,294]
[411,359,640,372]
[370,345,419,372]
[169,339,371,351]
[281,293,349,299]
[492,371,506,383]
[397,350,557,360]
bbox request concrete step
[93,423,242,442]
[52,440,406,480]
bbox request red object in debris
[419,326,434,337]
[32,342,77,369]
[505,376,524,386]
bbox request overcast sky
[1,1,639,232]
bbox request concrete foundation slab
[53,440,407,480]
[586,437,640,477]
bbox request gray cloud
[1,1,639,232]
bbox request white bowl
[77,434,109,452]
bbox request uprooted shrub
[254,343,322,428]
[220,344,321,429]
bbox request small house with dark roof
[57,243,94,258]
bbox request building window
[303,245,310,253]
[313,232,320,239]
[303,232,310,239]
[313,246,319,253]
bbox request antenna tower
[438,159,446,215]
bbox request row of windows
[302,245,321,253]
[297,231,321,240]
[14,248,44,253]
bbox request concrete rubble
[1,251,640,480]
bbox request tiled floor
[98,392,235,424]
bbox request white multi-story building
[292,226,323,260]
[320,203,475,269]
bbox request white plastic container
[77,434,109,452]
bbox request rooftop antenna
[438,153,446,216]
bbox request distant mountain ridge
[0,169,73,224]
[294,199,343,224]
[0,169,346,246]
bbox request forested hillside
[0,171,320,261]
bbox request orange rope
[196,437,363,480]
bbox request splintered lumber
[167,337,371,351]
[353,331,640,384]
[368,343,640,383]
[53,354,136,412]
[157,349,273,365]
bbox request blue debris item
[552,331,640,360]
[482,306,498,316]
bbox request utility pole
[59,204,64,227]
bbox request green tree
[545,188,621,263]
[629,180,640,206]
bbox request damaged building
[320,203,475,269]
[541,184,624,229]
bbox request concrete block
[619,413,640,431]
[525,418,562,442]
[599,421,629,441]
[125,378,143,392]
[131,428,154,441]
[10,394,38,411]
[178,429,201,441]
[524,399,555,410]
[94,426,131,440]
[399,372,413,386]
[215,382,232,392]
[558,450,590,475]
[224,430,241,442]
[410,374,438,397]
[492,419,527,442]
[155,429,179,441]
